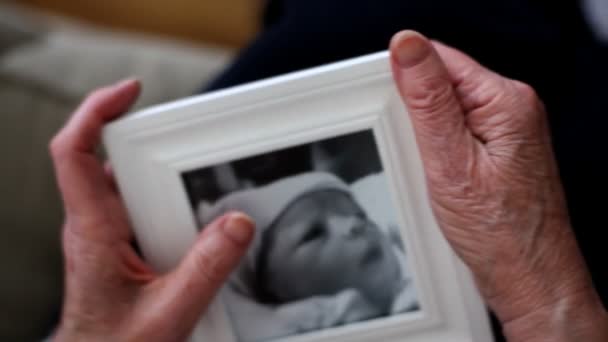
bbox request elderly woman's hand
[389,31,608,340]
[49,80,254,341]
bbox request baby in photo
[197,172,418,342]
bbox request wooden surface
[17,0,261,48]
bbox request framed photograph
[103,51,494,342]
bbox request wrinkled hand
[389,31,608,341]
[50,80,255,341]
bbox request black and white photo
[104,52,494,342]
[183,130,419,342]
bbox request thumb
[389,31,473,181]
[157,212,254,334]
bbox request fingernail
[392,31,431,68]
[222,212,255,245]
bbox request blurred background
[1,0,606,341]
[15,0,261,47]
[1,1,261,340]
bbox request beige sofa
[0,4,230,340]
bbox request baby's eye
[301,224,325,243]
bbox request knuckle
[408,76,455,114]
[192,247,227,286]
[512,80,540,110]
[512,80,537,99]
[510,80,547,126]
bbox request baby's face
[262,190,402,310]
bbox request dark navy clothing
[202,1,607,340]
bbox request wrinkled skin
[49,80,255,341]
[390,31,608,341]
[49,31,608,341]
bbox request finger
[50,79,140,216]
[432,42,545,142]
[157,212,255,335]
[104,161,119,193]
[389,31,474,181]
[431,41,509,112]
[54,79,141,153]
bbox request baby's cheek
[292,244,319,269]
[273,246,309,279]
[294,244,335,278]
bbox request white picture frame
[102,51,494,342]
